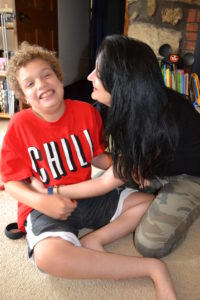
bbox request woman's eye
[96,72,101,79]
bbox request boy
[1,42,177,300]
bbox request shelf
[195,106,200,113]
[0,112,10,119]
[0,6,15,118]
[0,24,14,30]
[0,9,13,13]
[0,72,6,77]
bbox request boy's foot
[152,260,177,300]
[80,233,105,252]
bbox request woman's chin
[91,92,97,101]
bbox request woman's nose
[87,69,95,81]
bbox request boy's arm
[4,181,77,220]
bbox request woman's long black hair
[97,34,180,184]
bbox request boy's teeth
[42,91,52,98]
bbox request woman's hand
[132,174,150,189]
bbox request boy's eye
[26,82,33,88]
[43,72,52,78]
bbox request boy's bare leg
[34,238,177,300]
[81,192,153,251]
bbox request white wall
[58,0,90,86]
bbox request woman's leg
[81,191,154,251]
[34,237,177,300]
[135,174,200,258]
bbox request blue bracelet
[48,186,53,195]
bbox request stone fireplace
[126,0,200,58]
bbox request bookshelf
[161,65,190,96]
[160,57,200,107]
[0,1,16,119]
[0,58,13,120]
[0,60,8,118]
[0,111,10,119]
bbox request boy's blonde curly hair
[7,42,63,102]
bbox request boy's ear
[18,94,29,105]
[19,91,28,104]
[23,97,30,105]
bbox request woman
[32,35,200,259]
[87,34,200,258]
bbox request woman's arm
[4,181,77,220]
[30,166,124,199]
[91,152,113,170]
[60,166,123,198]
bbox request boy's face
[17,58,64,118]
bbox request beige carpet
[0,187,200,300]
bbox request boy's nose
[36,78,45,88]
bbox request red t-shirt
[1,100,105,232]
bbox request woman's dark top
[169,96,200,177]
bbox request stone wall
[127,0,200,57]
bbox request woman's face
[87,65,111,107]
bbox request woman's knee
[134,228,185,258]
[134,175,200,258]
[134,203,189,258]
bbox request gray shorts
[25,187,136,258]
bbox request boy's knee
[34,239,72,274]
[34,244,51,271]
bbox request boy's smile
[39,90,54,100]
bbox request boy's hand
[4,180,77,221]
[39,194,77,220]
[29,176,77,220]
